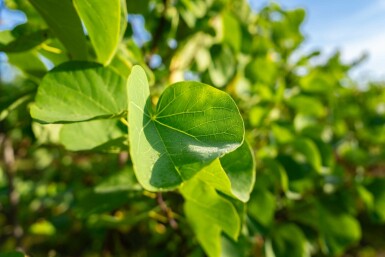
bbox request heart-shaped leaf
[127,65,244,191]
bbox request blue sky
[250,0,385,81]
[1,0,385,81]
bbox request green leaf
[320,212,361,256]
[75,190,132,218]
[209,44,236,87]
[0,94,33,122]
[29,220,56,236]
[119,0,128,42]
[94,168,141,193]
[32,123,62,144]
[290,200,361,256]
[245,57,277,84]
[0,29,49,53]
[31,61,127,123]
[300,70,333,93]
[127,65,244,191]
[29,0,87,60]
[74,0,121,65]
[178,0,208,27]
[287,95,326,117]
[60,119,126,152]
[272,124,294,144]
[74,167,141,218]
[292,138,322,173]
[220,141,255,199]
[0,78,35,121]
[248,189,276,228]
[222,12,241,52]
[196,141,255,202]
[180,178,241,257]
[267,223,307,257]
[38,39,70,66]
[262,158,289,193]
[126,0,149,14]
[7,51,47,78]
[0,252,24,257]
[366,178,385,223]
[221,234,250,257]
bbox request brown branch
[102,229,115,257]
[0,134,24,250]
[148,0,169,57]
[118,151,129,168]
[156,193,178,229]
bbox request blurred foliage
[1,0,385,257]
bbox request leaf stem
[120,117,129,126]
[41,43,62,54]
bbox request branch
[148,0,169,56]
[156,193,178,229]
[0,135,24,250]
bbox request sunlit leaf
[74,0,121,65]
[127,65,244,191]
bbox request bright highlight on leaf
[196,141,255,202]
[127,65,244,191]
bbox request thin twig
[148,0,169,56]
[156,193,178,229]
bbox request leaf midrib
[153,119,203,142]
[151,119,181,178]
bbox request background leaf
[0,252,24,257]
[267,223,307,257]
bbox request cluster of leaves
[1,0,385,257]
